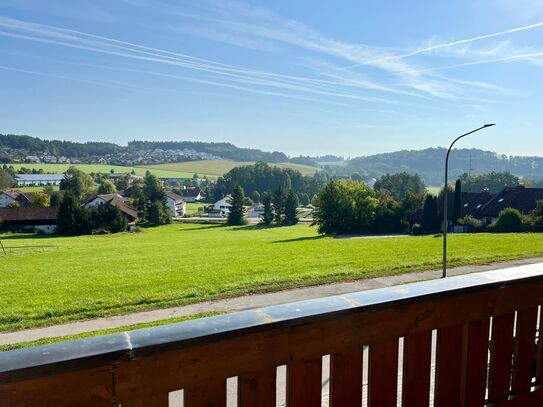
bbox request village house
[83,193,138,229]
[247,203,265,219]
[460,190,495,219]
[208,195,231,218]
[165,191,186,217]
[43,154,58,163]
[0,190,21,207]
[478,185,543,224]
[180,187,203,203]
[0,207,59,234]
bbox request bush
[458,215,483,233]
[411,223,422,235]
[489,208,525,232]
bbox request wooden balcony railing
[2,265,543,406]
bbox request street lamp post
[442,124,495,278]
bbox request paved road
[2,257,542,346]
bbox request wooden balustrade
[2,264,543,406]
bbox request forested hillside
[324,148,543,185]
[127,141,288,162]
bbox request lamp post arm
[442,124,494,278]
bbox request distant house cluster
[459,185,543,225]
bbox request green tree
[97,180,116,194]
[374,190,405,233]
[283,173,292,191]
[115,177,128,191]
[250,190,261,203]
[459,171,519,194]
[147,200,171,225]
[130,183,147,221]
[31,192,50,207]
[283,190,299,226]
[272,187,285,223]
[312,179,378,235]
[227,185,247,226]
[421,194,439,233]
[59,166,94,200]
[96,205,127,233]
[49,192,63,207]
[57,193,91,235]
[299,193,310,207]
[374,172,426,201]
[143,171,170,225]
[453,179,462,225]
[401,191,426,220]
[0,169,14,190]
[262,192,274,225]
[491,208,525,232]
[529,200,543,225]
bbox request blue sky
[1,0,543,157]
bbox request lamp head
[483,123,496,127]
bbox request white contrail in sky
[340,20,543,70]
[416,51,543,72]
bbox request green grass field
[185,202,206,215]
[9,163,203,179]
[142,160,319,176]
[9,160,318,180]
[1,224,542,332]
[15,185,60,192]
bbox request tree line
[214,162,325,203]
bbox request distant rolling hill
[325,148,543,185]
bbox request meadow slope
[1,223,542,332]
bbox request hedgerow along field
[1,223,542,332]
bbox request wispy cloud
[0,0,536,110]
[166,0,516,102]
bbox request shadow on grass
[0,233,58,241]
[228,223,282,231]
[271,235,327,244]
[176,224,226,231]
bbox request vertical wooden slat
[536,307,543,386]
[183,379,226,407]
[238,368,276,407]
[465,318,490,407]
[511,307,538,396]
[402,330,431,406]
[368,338,398,407]
[329,348,363,407]
[286,357,322,406]
[488,313,515,403]
[435,324,465,407]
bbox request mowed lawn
[143,160,319,176]
[1,224,542,332]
